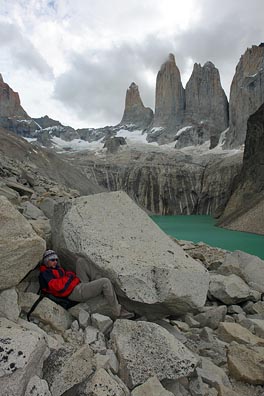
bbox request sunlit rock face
[0,74,40,137]
[224,44,264,149]
[120,82,153,129]
[148,54,185,143]
[0,74,28,118]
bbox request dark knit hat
[43,250,58,265]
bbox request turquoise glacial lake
[151,215,264,260]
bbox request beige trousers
[68,257,121,316]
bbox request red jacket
[39,264,80,297]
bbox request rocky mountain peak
[0,74,28,118]
[203,61,215,68]
[149,53,185,141]
[120,81,153,129]
[183,60,229,147]
[224,44,264,148]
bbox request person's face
[46,258,58,268]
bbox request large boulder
[110,319,197,389]
[19,292,74,332]
[218,250,264,293]
[0,196,46,290]
[52,191,209,317]
[0,319,49,396]
[43,344,94,396]
[209,273,254,304]
[227,344,264,385]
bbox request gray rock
[103,136,127,154]
[185,314,201,328]
[5,180,34,196]
[196,357,231,389]
[37,197,56,219]
[227,343,264,385]
[106,349,119,374]
[218,251,264,293]
[0,320,49,396]
[110,319,197,389]
[21,201,46,220]
[84,326,99,345]
[24,375,51,396]
[209,273,253,304]
[193,306,227,330]
[217,322,264,345]
[0,196,46,290]
[87,368,130,396]
[29,218,51,245]
[0,287,20,322]
[189,376,207,396]
[78,309,90,329]
[43,344,94,396]
[52,191,209,318]
[0,181,21,204]
[19,292,73,332]
[162,379,191,396]
[91,313,113,334]
[174,124,211,149]
[247,319,264,338]
[132,376,174,396]
[227,305,244,314]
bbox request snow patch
[150,127,164,133]
[175,125,192,137]
[51,136,104,152]
[23,137,37,142]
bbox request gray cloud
[0,21,53,78]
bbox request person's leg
[75,257,102,282]
[68,278,121,317]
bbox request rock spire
[185,61,229,135]
[120,82,153,129]
[224,44,264,148]
[150,54,185,141]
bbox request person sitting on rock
[39,249,133,319]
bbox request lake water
[151,215,264,260]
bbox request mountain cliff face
[219,103,264,234]
[148,54,185,143]
[65,149,242,216]
[120,82,153,129]
[147,56,228,147]
[182,62,229,148]
[0,74,40,137]
[224,44,264,148]
[0,74,28,118]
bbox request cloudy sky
[1,0,264,129]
